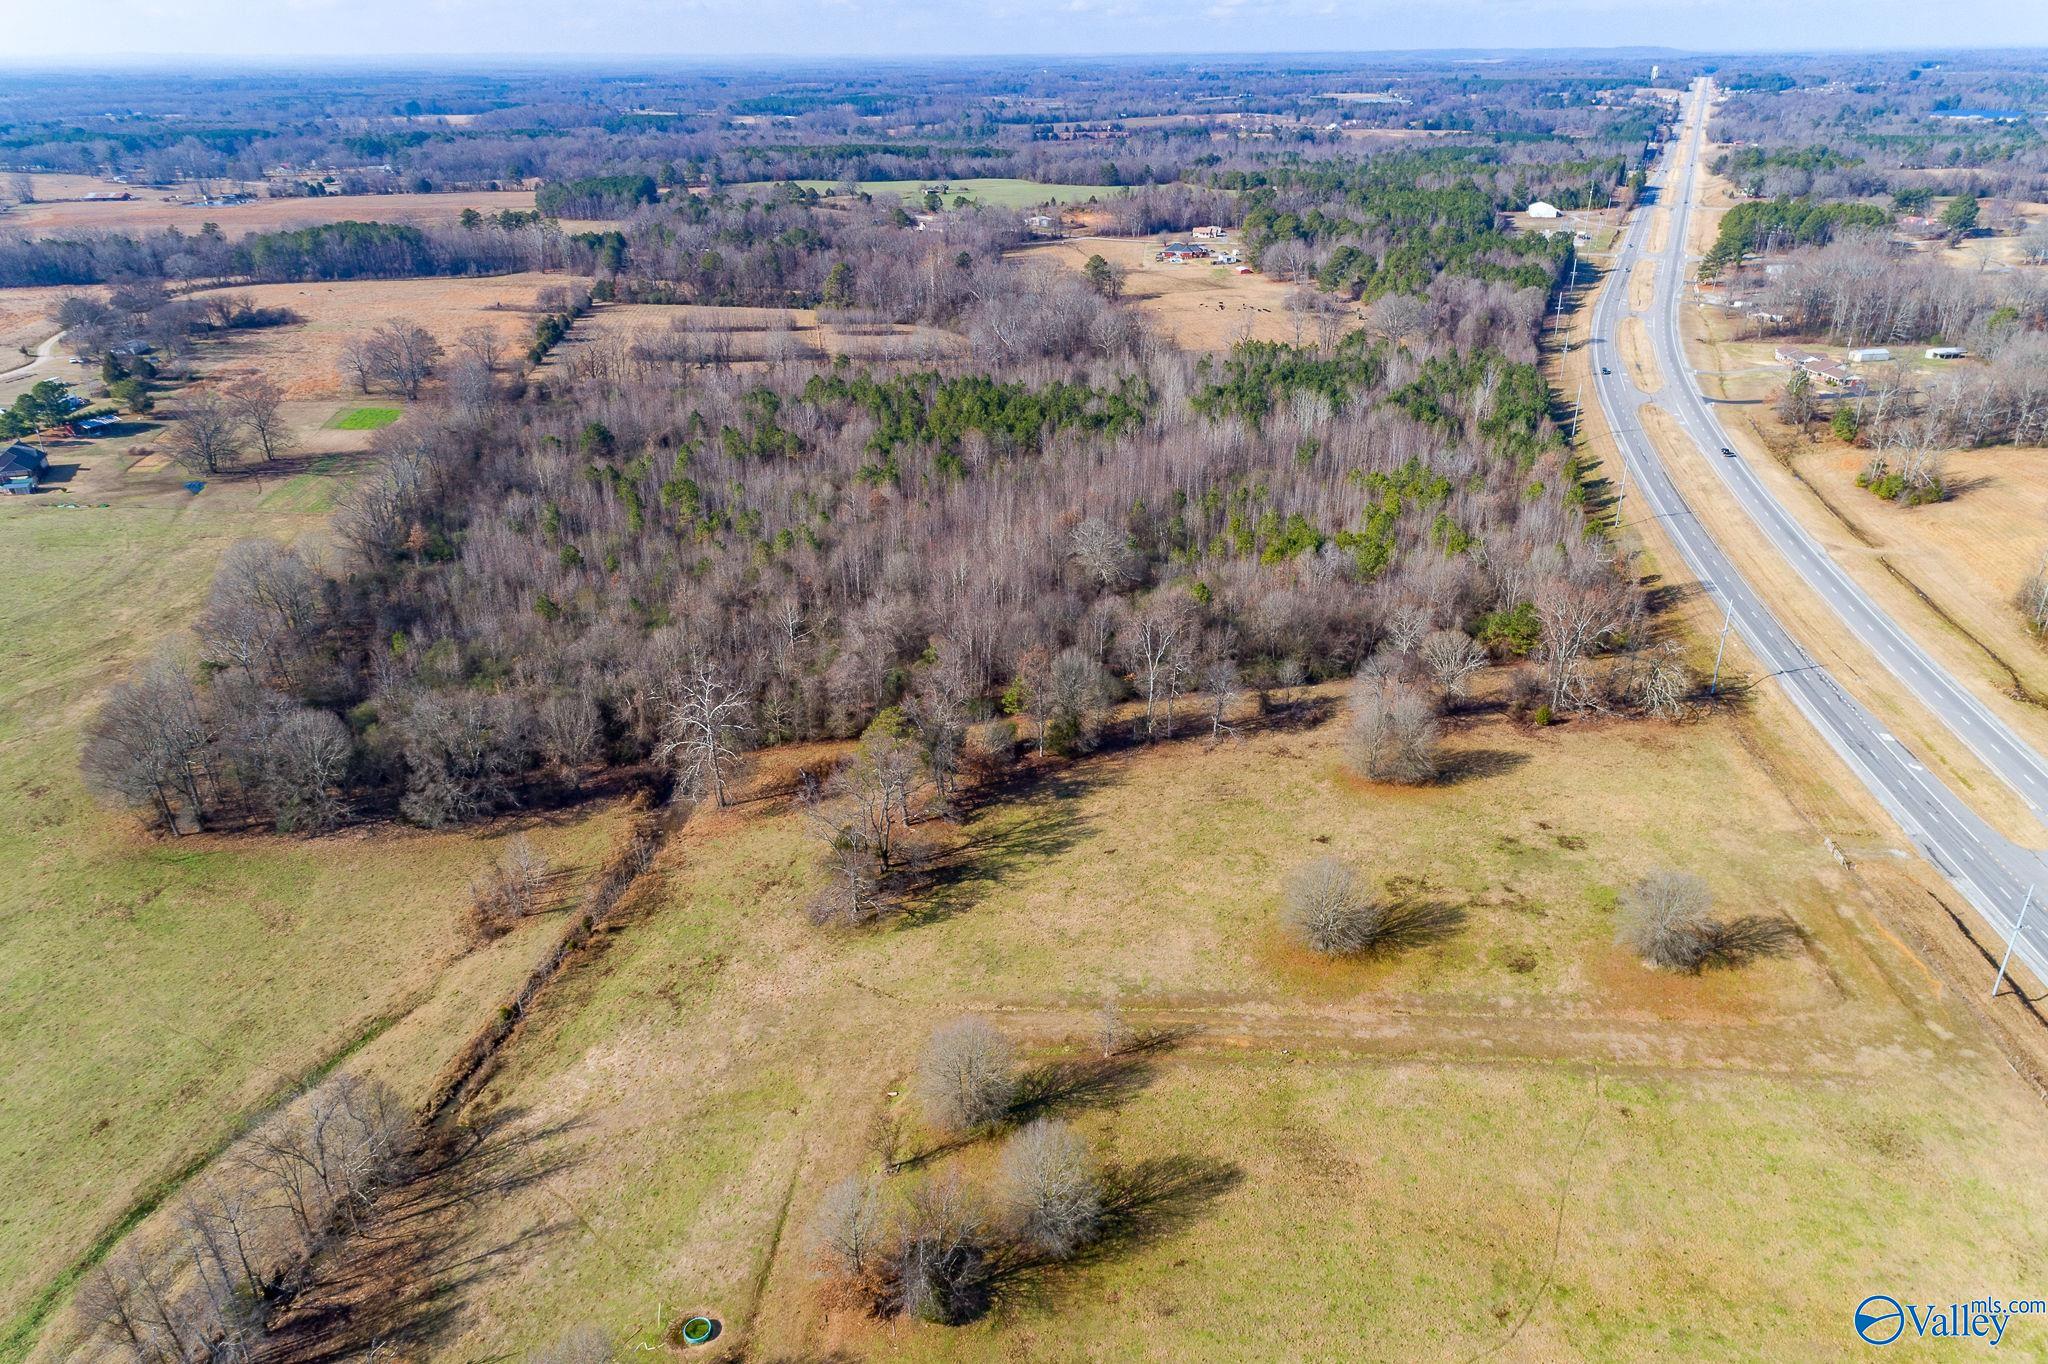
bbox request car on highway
[1720,446,1736,458]
[1601,366,1611,375]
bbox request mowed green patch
[738,177,1120,210]
[325,405,402,430]
[398,707,2018,1361]
[0,473,624,1355]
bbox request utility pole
[1570,381,1582,447]
[1993,884,2036,999]
[1709,591,1735,695]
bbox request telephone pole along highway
[1587,78,2048,989]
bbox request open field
[0,411,630,1357]
[327,404,404,429]
[1,178,540,237]
[547,301,964,371]
[736,178,1120,211]
[1017,235,1344,351]
[265,679,2048,1361]
[180,273,566,399]
[0,287,79,355]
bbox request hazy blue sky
[9,0,2048,59]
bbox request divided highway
[1587,78,2048,985]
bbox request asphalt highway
[1587,78,2048,985]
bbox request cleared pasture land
[312,689,2048,1362]
[1017,235,1345,352]
[547,301,963,371]
[180,273,567,399]
[0,287,78,355]
[1,179,540,237]
[736,177,1118,210]
[0,415,628,1358]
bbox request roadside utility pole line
[1994,884,2036,999]
[1710,591,1734,695]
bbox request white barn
[1527,201,1561,219]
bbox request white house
[1527,201,1561,219]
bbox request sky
[6,0,2047,60]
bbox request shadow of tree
[897,790,1098,928]
[1433,748,1530,786]
[1366,899,1469,953]
[981,1153,1246,1317]
[1696,914,1801,971]
[253,1109,586,1363]
[1004,1051,1158,1125]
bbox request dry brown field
[552,302,965,371]
[179,273,567,399]
[1017,235,1346,351]
[2,178,540,237]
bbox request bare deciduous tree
[997,1118,1102,1260]
[1345,675,1439,785]
[470,834,550,938]
[890,1173,993,1325]
[915,1017,1015,1134]
[653,660,751,807]
[264,706,353,833]
[1617,870,1716,971]
[1619,641,1694,719]
[1121,592,1194,741]
[1533,574,1637,712]
[1201,655,1241,744]
[1616,870,1799,973]
[1069,517,1136,591]
[2016,553,2048,636]
[339,336,376,394]
[366,321,444,399]
[81,654,212,832]
[166,389,246,475]
[224,375,296,464]
[809,1171,888,1283]
[1418,628,1486,704]
[1280,857,1375,955]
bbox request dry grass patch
[180,274,562,399]
[1618,315,1663,393]
[1016,236,1336,351]
[1,184,539,238]
[553,302,963,371]
[330,696,1959,1362]
[1627,258,1657,314]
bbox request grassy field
[0,420,628,1359]
[327,404,404,429]
[738,177,1121,210]
[1015,236,1327,352]
[0,179,540,238]
[182,274,558,399]
[317,690,2048,1362]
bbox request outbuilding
[0,442,49,494]
[1847,347,1892,363]
[1926,346,1967,360]
[1527,201,1561,219]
